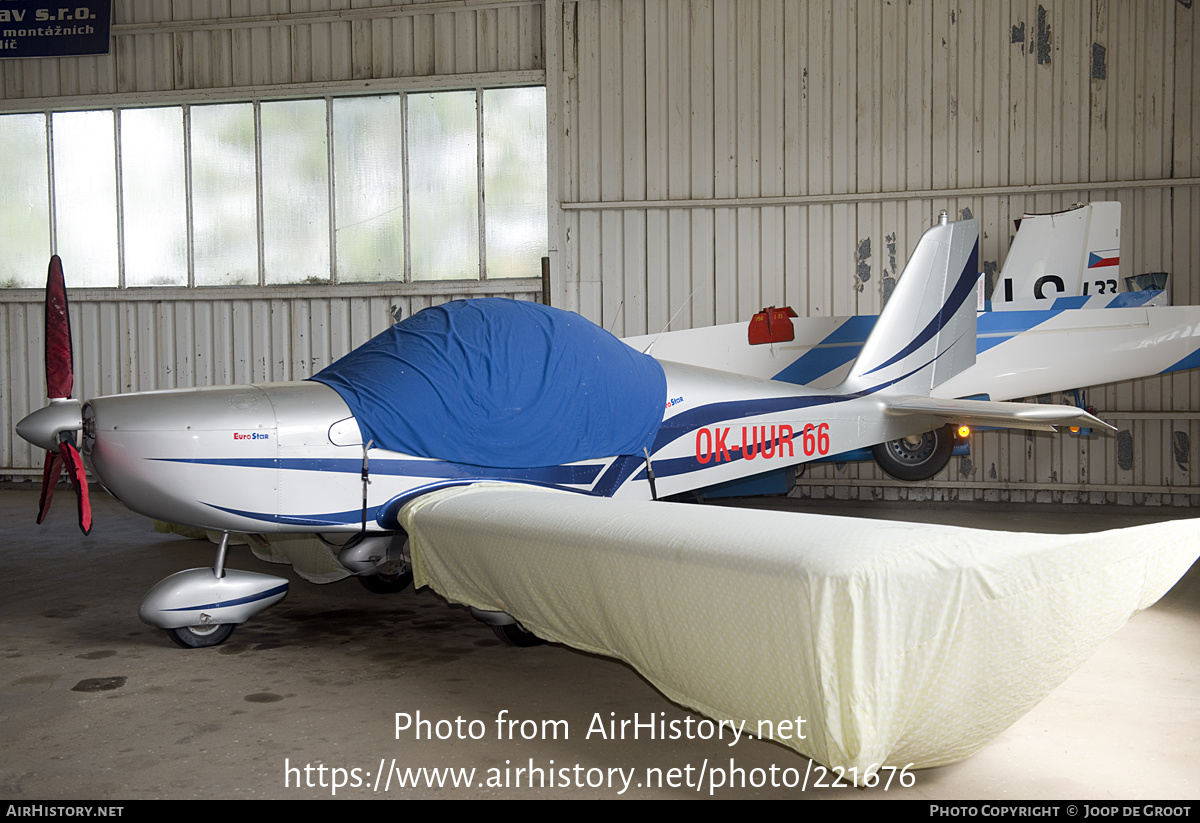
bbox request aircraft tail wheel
[871,424,955,481]
[166,623,235,649]
[469,606,546,647]
[357,569,414,594]
[491,623,546,647]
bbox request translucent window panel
[0,114,50,288]
[191,104,258,286]
[52,110,118,287]
[408,91,479,280]
[261,99,330,285]
[483,88,548,279]
[120,108,187,287]
[332,96,404,283]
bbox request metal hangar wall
[2,0,1198,505]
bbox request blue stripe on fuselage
[770,315,877,386]
[1051,296,1089,310]
[623,353,949,488]
[154,456,604,485]
[1107,291,1157,308]
[203,502,377,527]
[773,306,1068,384]
[1161,347,1200,375]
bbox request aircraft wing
[627,304,1200,401]
[401,483,1200,775]
[884,396,1117,432]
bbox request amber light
[956,425,971,439]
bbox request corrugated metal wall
[0,0,544,102]
[0,0,546,475]
[4,0,1199,505]
[554,0,1200,505]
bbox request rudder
[839,216,980,396]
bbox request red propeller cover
[45,255,74,400]
[60,441,92,535]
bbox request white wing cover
[402,484,1200,773]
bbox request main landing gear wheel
[357,569,414,594]
[491,623,546,647]
[872,424,955,481]
[166,623,235,649]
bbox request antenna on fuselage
[605,301,624,335]
[641,288,697,355]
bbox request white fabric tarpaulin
[401,484,1200,774]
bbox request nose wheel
[140,531,288,648]
[167,623,235,649]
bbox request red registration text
[693,423,830,464]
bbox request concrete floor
[1,486,1197,800]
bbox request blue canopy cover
[311,299,667,468]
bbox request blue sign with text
[0,1,111,58]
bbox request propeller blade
[36,450,64,526]
[45,255,74,400]
[33,256,91,535]
[59,439,92,535]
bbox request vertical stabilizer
[993,202,1121,307]
[839,216,980,395]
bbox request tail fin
[839,216,980,396]
[992,201,1121,308]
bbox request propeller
[15,256,92,535]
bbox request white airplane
[14,211,1180,650]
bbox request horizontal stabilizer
[886,396,1115,432]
